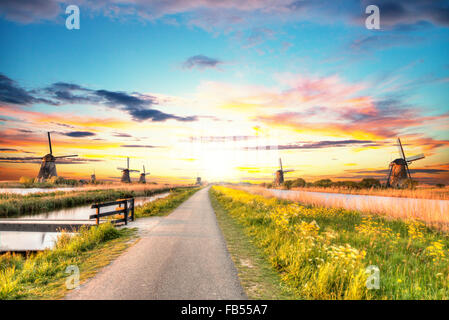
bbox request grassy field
[0,185,176,218]
[211,186,449,300]
[135,187,200,218]
[0,223,137,299]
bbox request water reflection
[0,187,82,195]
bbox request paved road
[65,187,247,300]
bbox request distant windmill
[274,157,294,186]
[386,137,425,188]
[117,157,139,183]
[196,175,202,185]
[139,165,150,184]
[91,169,96,183]
[27,132,78,181]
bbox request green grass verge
[135,187,200,218]
[0,187,174,218]
[0,223,137,300]
[209,188,296,300]
[211,186,449,300]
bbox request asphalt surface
[65,187,247,300]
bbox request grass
[0,186,177,218]
[0,223,137,299]
[0,186,200,299]
[209,188,295,300]
[211,186,449,300]
[285,186,449,200]
[239,186,449,232]
[135,187,200,217]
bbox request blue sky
[0,0,448,183]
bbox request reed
[239,186,449,231]
[287,186,449,200]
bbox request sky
[0,0,448,184]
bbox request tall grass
[0,186,175,218]
[288,186,449,200]
[239,186,449,232]
[0,223,125,299]
[135,187,200,218]
[211,186,449,300]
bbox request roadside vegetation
[135,187,200,218]
[209,188,294,300]
[0,186,174,218]
[0,186,200,299]
[0,223,137,299]
[211,186,449,300]
[260,178,448,200]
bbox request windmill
[31,132,78,181]
[386,137,425,188]
[196,174,202,185]
[139,165,150,184]
[90,169,96,183]
[117,157,139,183]
[274,157,294,186]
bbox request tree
[314,179,333,188]
[291,178,306,188]
[359,178,381,189]
[283,180,293,190]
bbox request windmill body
[118,157,139,183]
[196,176,202,185]
[37,154,57,180]
[274,170,284,186]
[386,138,425,188]
[274,158,293,186]
[139,165,149,184]
[90,170,96,183]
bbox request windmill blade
[283,169,294,173]
[54,155,78,158]
[279,158,283,171]
[117,167,126,170]
[406,153,425,163]
[397,137,406,160]
[47,132,53,155]
[127,157,130,170]
[386,165,393,187]
[129,169,140,173]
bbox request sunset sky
[0,1,448,184]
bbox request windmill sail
[48,132,53,155]
[397,137,406,160]
[405,154,425,163]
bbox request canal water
[0,192,170,252]
[0,187,83,195]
